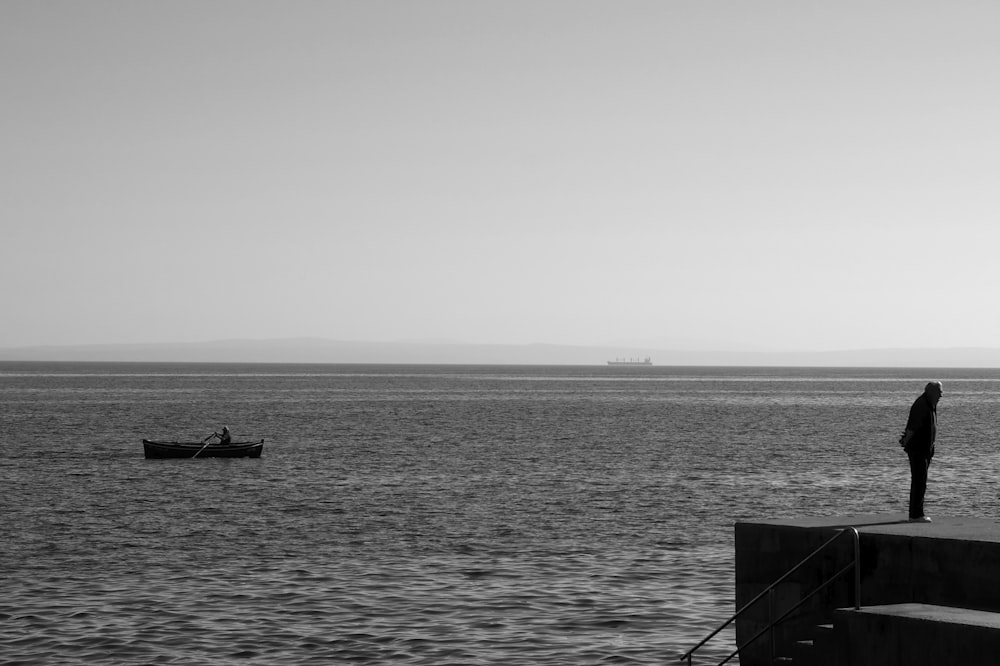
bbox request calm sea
[4,362,1000,665]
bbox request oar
[192,433,215,459]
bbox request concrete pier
[733,514,1000,666]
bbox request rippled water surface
[4,363,1000,664]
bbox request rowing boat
[142,439,264,459]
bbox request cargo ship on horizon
[607,357,653,366]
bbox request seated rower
[207,426,232,445]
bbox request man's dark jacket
[905,394,937,456]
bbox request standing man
[899,381,943,522]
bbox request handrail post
[769,586,776,664]
[850,526,861,610]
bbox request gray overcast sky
[3,1,999,352]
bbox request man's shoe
[909,516,932,523]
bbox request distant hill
[3,338,1000,367]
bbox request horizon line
[2,338,1000,368]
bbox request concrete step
[773,621,835,666]
[810,623,837,666]
[791,638,814,665]
[834,603,1000,666]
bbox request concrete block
[734,514,1000,666]
[834,603,1000,666]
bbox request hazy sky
[4,2,1000,352]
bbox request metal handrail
[715,559,856,665]
[679,526,860,665]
